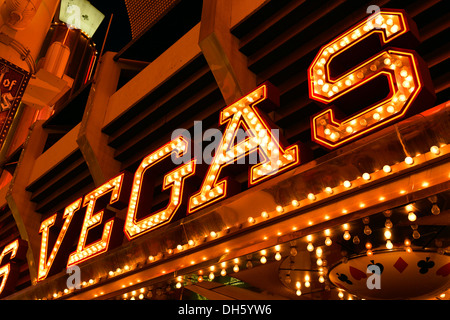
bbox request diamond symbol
[394,257,408,273]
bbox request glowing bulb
[383,165,391,173]
[405,156,414,165]
[408,212,417,221]
[307,242,314,252]
[316,258,323,266]
[325,237,332,246]
[296,289,302,296]
[365,242,372,250]
[386,240,393,249]
[384,230,392,239]
[233,265,239,273]
[362,173,371,180]
[275,252,282,261]
[291,199,300,207]
[296,281,301,289]
[343,230,351,240]
[319,275,325,283]
[307,193,316,201]
[316,247,323,257]
[430,146,440,155]
[260,256,267,264]
[261,211,269,219]
[276,205,284,213]
[343,180,352,188]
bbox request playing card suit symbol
[337,273,353,285]
[436,263,450,277]
[417,257,435,274]
[349,266,367,281]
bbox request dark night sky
[88,0,132,53]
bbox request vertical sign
[0,58,31,153]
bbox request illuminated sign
[29,9,433,286]
[0,58,31,154]
[59,0,105,38]
[308,9,434,148]
[0,239,27,298]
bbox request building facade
[0,0,449,300]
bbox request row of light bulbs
[46,142,446,300]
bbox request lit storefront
[0,0,448,302]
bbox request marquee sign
[0,58,31,154]
[0,9,435,297]
[308,9,434,148]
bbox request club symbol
[417,257,435,274]
[337,273,353,285]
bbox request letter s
[308,9,434,149]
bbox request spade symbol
[417,257,435,274]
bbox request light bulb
[233,264,239,273]
[296,281,301,289]
[365,242,372,250]
[316,258,323,266]
[386,240,393,249]
[292,199,300,207]
[209,272,215,280]
[338,291,344,299]
[413,230,420,239]
[260,256,267,264]
[176,282,182,289]
[275,252,282,261]
[383,165,391,173]
[385,218,393,229]
[384,230,392,239]
[343,230,351,240]
[430,146,440,155]
[307,242,314,252]
[431,204,440,215]
[325,237,332,246]
[352,235,360,244]
[246,260,253,269]
[405,156,414,165]
[364,225,372,235]
[296,289,302,296]
[305,281,311,288]
[290,246,298,256]
[221,269,227,276]
[408,212,417,222]
[362,173,371,180]
[316,247,323,257]
[319,275,325,283]
[343,180,352,188]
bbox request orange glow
[124,137,194,240]
[38,198,82,282]
[308,10,428,149]
[188,83,300,213]
[67,174,127,267]
[0,239,27,297]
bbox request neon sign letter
[124,137,195,240]
[309,9,433,148]
[189,82,300,213]
[0,239,27,298]
[68,173,130,266]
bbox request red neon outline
[308,10,423,149]
[37,198,82,282]
[124,136,195,240]
[188,83,300,214]
[67,174,125,267]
